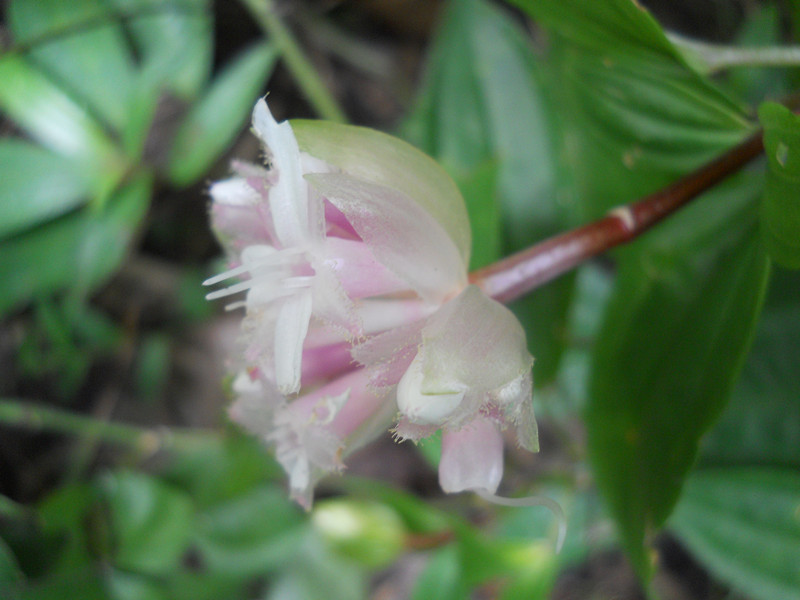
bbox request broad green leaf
[0,537,24,588]
[508,0,682,57]
[671,468,800,600]
[36,483,97,575]
[9,0,136,132]
[0,53,122,166]
[12,569,106,600]
[698,284,800,467]
[669,277,800,599]
[100,471,194,575]
[161,433,280,509]
[167,42,278,186]
[451,161,501,270]
[0,172,151,317]
[0,140,92,239]
[107,570,170,600]
[165,573,248,600]
[193,485,305,577]
[586,176,771,579]
[509,0,751,220]
[109,0,212,100]
[412,545,466,600]
[403,0,574,384]
[758,102,800,268]
[267,534,367,600]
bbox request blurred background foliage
[1,0,799,598]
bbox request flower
[206,99,538,507]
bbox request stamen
[204,248,310,301]
[474,488,566,553]
[203,263,251,286]
[205,278,259,300]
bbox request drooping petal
[273,289,313,394]
[419,285,532,395]
[292,118,472,264]
[439,418,504,494]
[307,172,467,303]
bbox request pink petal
[306,172,467,303]
[351,319,425,389]
[439,418,504,494]
[300,341,357,387]
[322,238,409,299]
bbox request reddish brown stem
[469,130,765,303]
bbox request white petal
[396,353,466,426]
[252,99,314,247]
[439,418,503,494]
[274,289,313,394]
[210,177,261,206]
[306,172,467,303]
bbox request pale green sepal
[292,119,471,265]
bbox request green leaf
[509,0,751,219]
[669,277,800,599]
[412,546,466,600]
[0,536,24,588]
[0,140,92,239]
[0,53,122,166]
[37,483,97,576]
[13,569,106,600]
[193,485,306,577]
[107,570,170,600]
[267,534,367,600]
[161,433,280,509]
[0,172,151,316]
[451,162,500,270]
[698,277,800,467]
[109,0,212,100]
[508,0,683,56]
[758,102,800,268]
[403,0,574,384]
[671,468,800,600]
[100,471,194,576]
[9,0,136,132]
[167,42,278,186]
[586,176,771,579]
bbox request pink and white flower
[206,99,538,507]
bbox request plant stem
[240,0,347,123]
[668,33,800,73]
[0,397,212,454]
[470,130,765,304]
